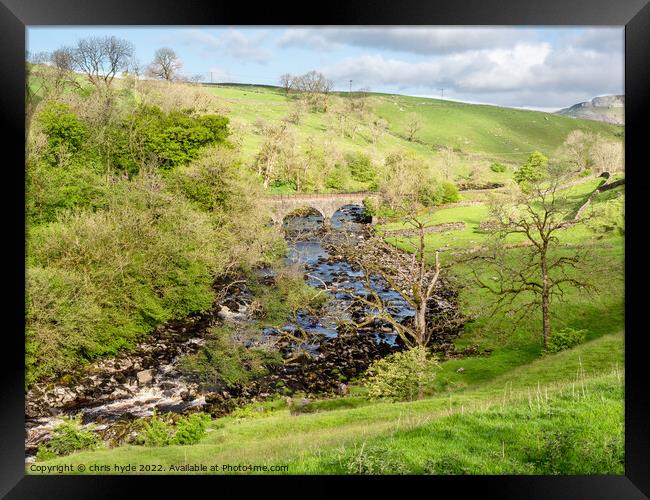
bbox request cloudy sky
[28,26,624,111]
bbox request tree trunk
[415,302,427,347]
[541,253,551,349]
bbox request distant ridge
[556,95,624,125]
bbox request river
[25,204,416,460]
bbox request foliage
[36,414,101,460]
[114,105,229,172]
[136,411,211,447]
[365,347,439,401]
[514,151,548,188]
[248,268,328,327]
[138,412,175,446]
[545,327,588,353]
[490,162,506,173]
[26,158,108,226]
[37,102,86,165]
[346,152,376,183]
[380,151,438,211]
[588,195,624,236]
[171,413,212,445]
[179,326,281,389]
[26,171,220,383]
[171,147,284,269]
[362,197,378,217]
[437,181,460,204]
[415,180,459,207]
[325,166,348,191]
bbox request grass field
[29,332,623,474]
[379,180,623,250]
[205,84,622,178]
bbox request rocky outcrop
[556,95,624,124]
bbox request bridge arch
[265,192,380,227]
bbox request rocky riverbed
[25,205,467,460]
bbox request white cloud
[320,38,623,108]
[278,27,533,54]
[179,28,271,64]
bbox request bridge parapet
[263,192,380,225]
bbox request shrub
[137,411,212,447]
[417,183,439,207]
[490,162,506,173]
[325,166,347,190]
[26,160,107,224]
[37,102,86,166]
[172,413,212,445]
[113,105,229,172]
[138,411,174,446]
[346,152,376,183]
[36,414,101,460]
[362,197,377,217]
[26,171,219,384]
[365,347,439,401]
[437,181,460,204]
[545,327,588,353]
[580,168,593,177]
[270,179,298,192]
[179,326,282,390]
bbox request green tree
[37,102,85,165]
[346,152,377,183]
[514,151,548,188]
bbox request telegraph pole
[349,79,352,94]
[439,88,444,99]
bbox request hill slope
[207,85,623,167]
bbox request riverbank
[29,332,624,474]
[26,206,465,461]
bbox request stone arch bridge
[264,192,380,226]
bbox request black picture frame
[1,1,647,497]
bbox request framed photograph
[1,0,647,496]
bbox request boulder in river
[136,369,154,386]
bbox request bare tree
[316,215,459,350]
[405,112,422,142]
[148,47,183,81]
[439,146,456,181]
[557,130,596,174]
[279,73,293,94]
[591,136,624,175]
[291,71,334,112]
[254,122,296,189]
[465,164,594,349]
[369,117,388,144]
[123,58,144,90]
[72,36,134,89]
[25,48,77,130]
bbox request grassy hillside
[207,84,623,168]
[30,332,623,474]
